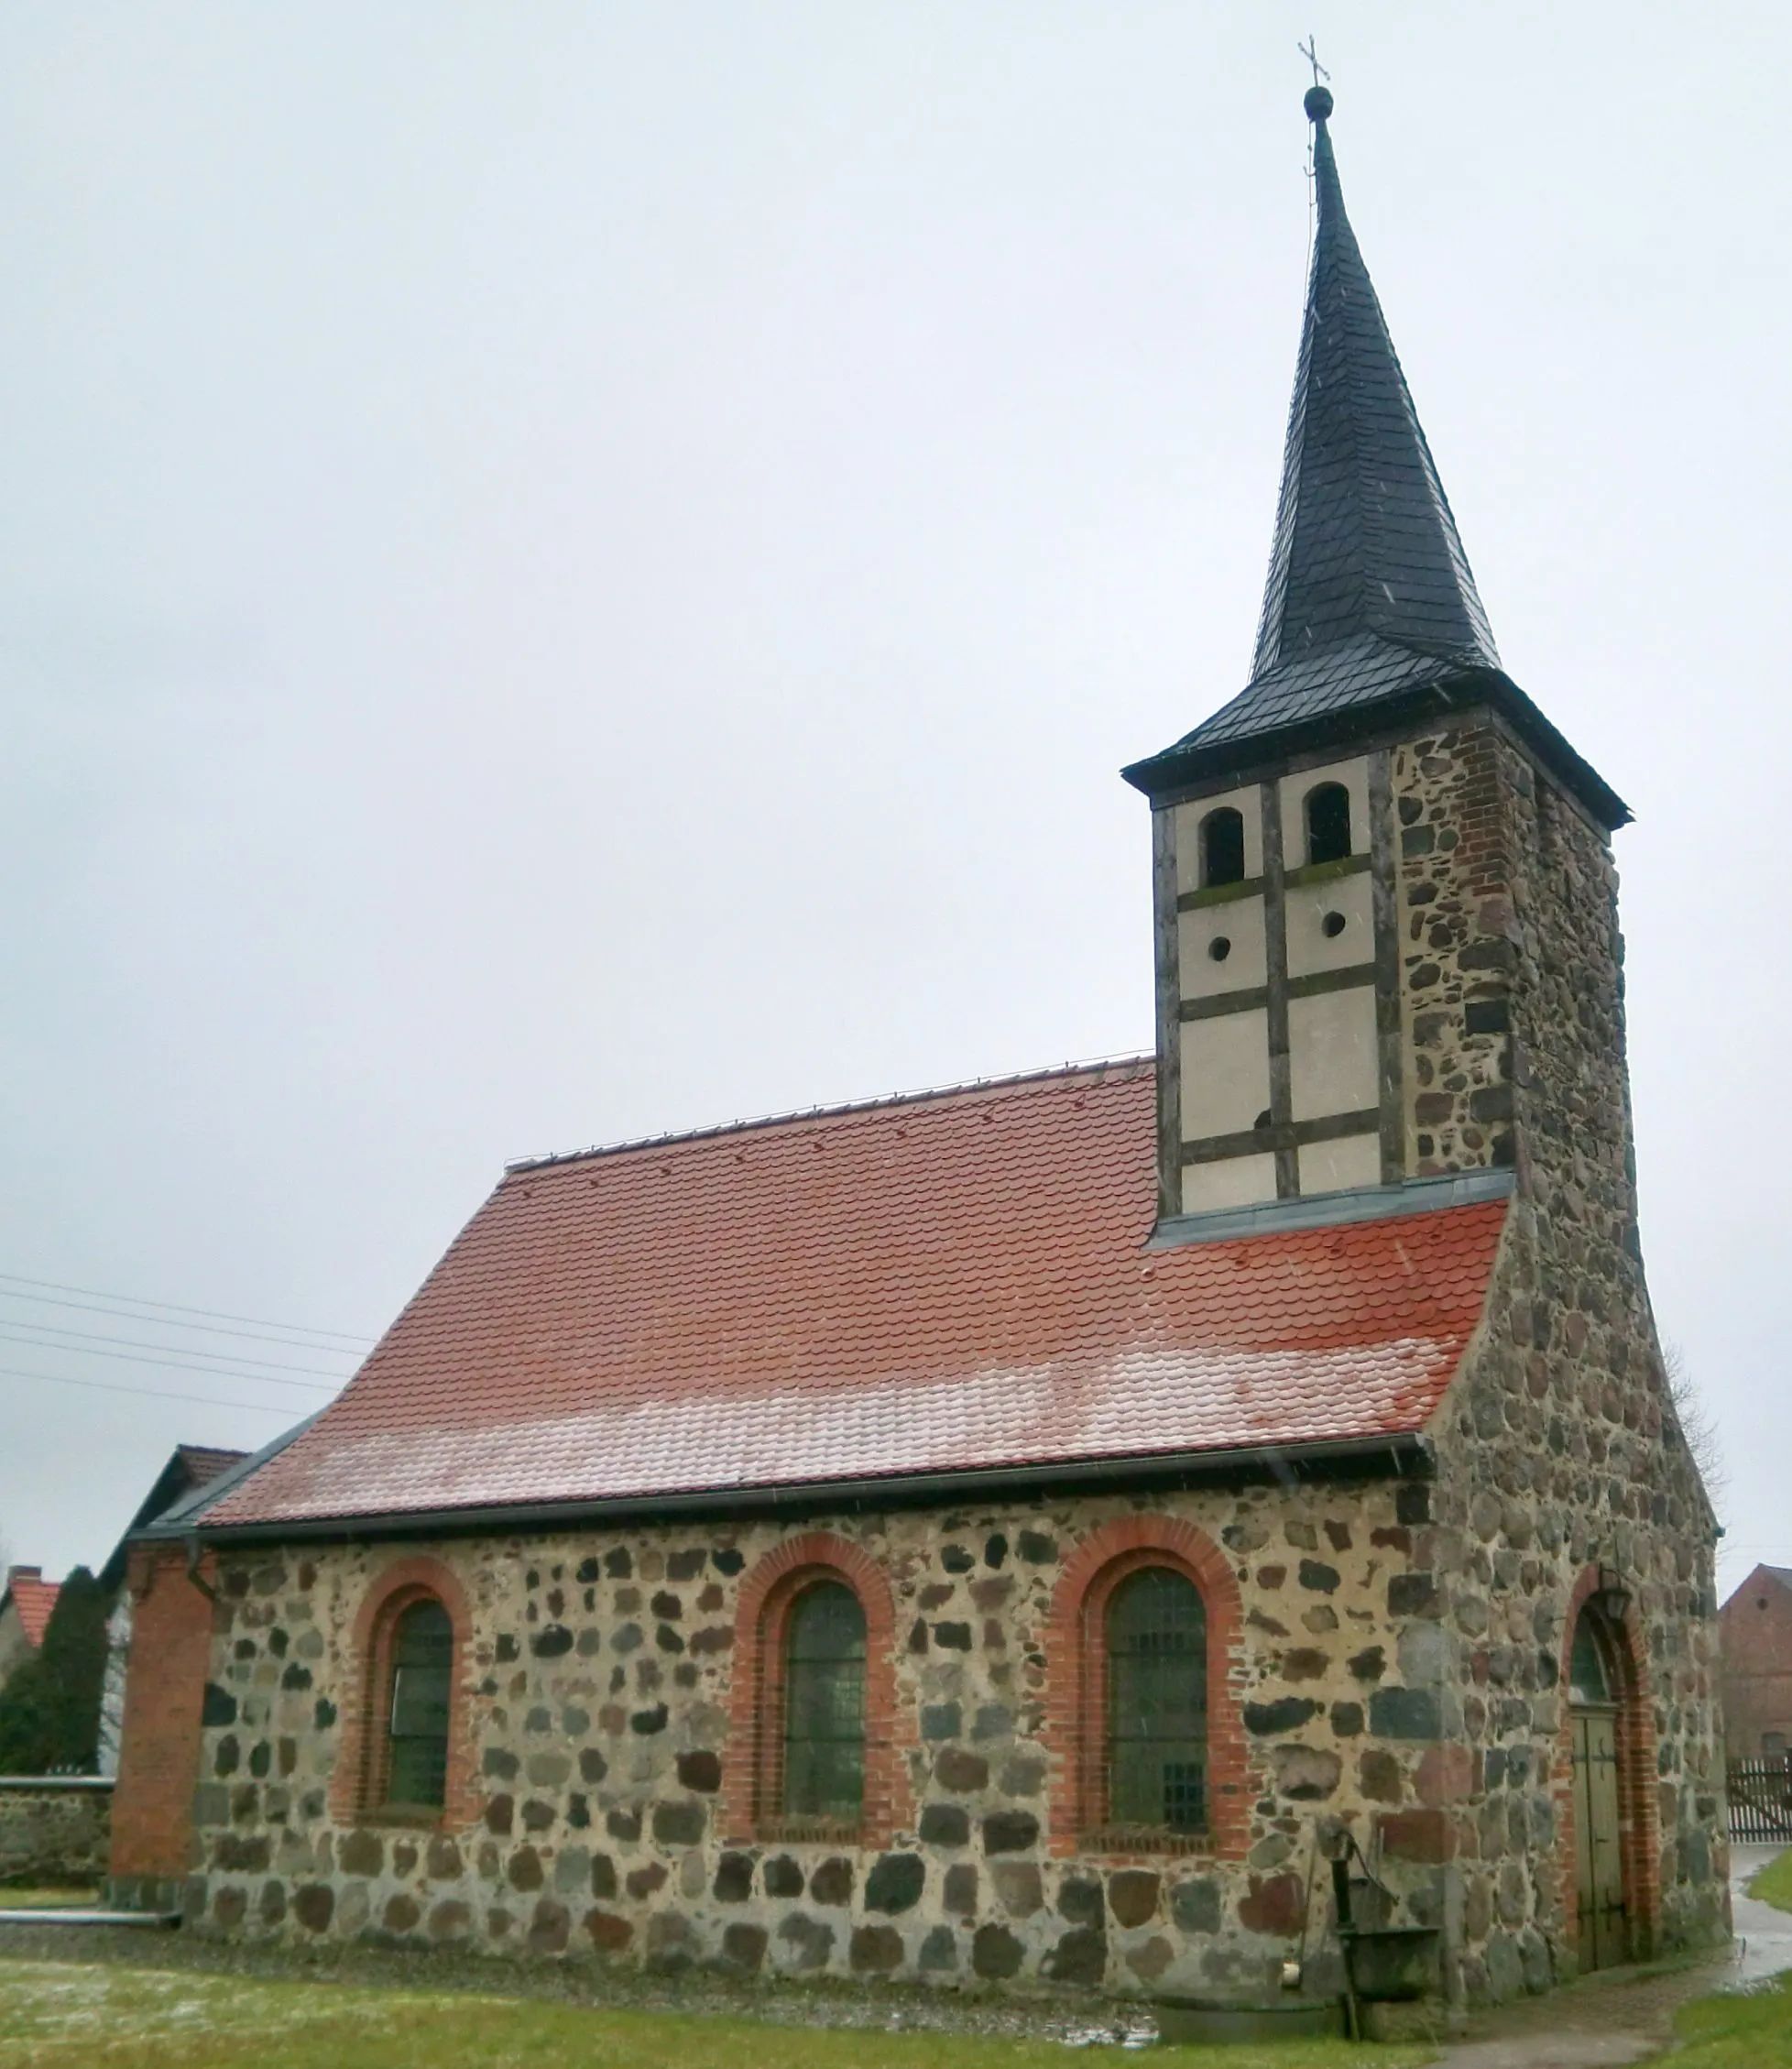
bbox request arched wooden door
[1568,1606,1627,1969]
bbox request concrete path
[1427,1845,1788,2068]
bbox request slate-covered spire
[1251,83,1498,685]
[1121,91,1626,829]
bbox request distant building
[1719,1567,1792,1762]
[0,1567,60,1691]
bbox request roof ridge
[505,1053,1153,1174]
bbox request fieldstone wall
[1394,721,1727,1997]
[174,1477,1468,1999]
[1393,725,1518,1176]
[0,1779,112,1887]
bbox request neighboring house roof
[1122,89,1626,831]
[192,1058,1507,1536]
[98,1442,250,1590]
[1721,1564,1792,1614]
[1,1568,60,1648]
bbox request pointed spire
[1123,86,1628,831]
[1250,84,1498,687]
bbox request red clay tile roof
[3,1569,61,1648]
[173,1445,250,1491]
[203,1059,1507,1530]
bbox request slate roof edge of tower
[1123,82,1631,834]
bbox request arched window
[1200,806,1246,888]
[386,1597,453,1809]
[1568,1609,1615,1708]
[1305,782,1352,866]
[1106,1567,1207,1834]
[782,1581,866,1822]
[725,1533,905,1847]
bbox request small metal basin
[1153,1997,1345,2044]
[1340,1923,1442,2002]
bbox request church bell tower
[1124,86,1631,1229]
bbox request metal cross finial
[1298,37,1329,89]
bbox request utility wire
[0,1319,354,1378]
[0,1271,373,1347]
[0,1284,372,1353]
[0,1330,338,1393]
[1,1365,310,1416]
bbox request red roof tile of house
[203,1059,1507,1530]
[3,1568,61,1648]
[173,1446,250,1492]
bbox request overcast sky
[1,5,1786,1603]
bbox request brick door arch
[1556,1565,1659,1968]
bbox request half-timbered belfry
[109,85,1727,2011]
[1124,82,1627,1226]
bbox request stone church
[110,87,1727,2008]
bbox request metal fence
[1728,1758,1792,1843]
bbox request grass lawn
[1751,1848,1792,1915]
[0,1889,101,1910]
[0,1958,1434,2069]
[1671,1972,1792,2065]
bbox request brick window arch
[722,1532,907,1848]
[332,1555,478,1828]
[1045,1514,1249,1860]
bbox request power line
[0,1284,372,1354]
[1,1365,308,1417]
[0,1271,373,1347]
[0,1330,338,1393]
[0,1319,353,1379]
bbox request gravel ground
[0,1921,1158,2048]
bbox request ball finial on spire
[1297,35,1331,122]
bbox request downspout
[183,1535,219,1604]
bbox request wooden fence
[1728,1758,1792,1843]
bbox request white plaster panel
[1279,754,1371,870]
[1181,1152,1279,1214]
[1298,1133,1382,1197]
[1284,870,1375,980]
[1288,985,1378,1122]
[1180,1008,1271,1142]
[1173,783,1263,895]
[1178,895,1267,999]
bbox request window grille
[1106,1567,1207,1834]
[387,1598,453,1809]
[782,1581,866,1822]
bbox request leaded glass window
[387,1598,453,1808]
[1107,1567,1207,1833]
[783,1581,866,1822]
